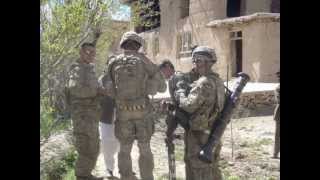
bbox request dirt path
[93,115,280,180]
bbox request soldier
[66,42,104,180]
[174,46,225,180]
[273,71,280,159]
[101,31,166,180]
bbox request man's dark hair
[159,60,175,71]
[81,42,95,49]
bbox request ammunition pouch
[116,98,150,121]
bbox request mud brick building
[120,0,280,82]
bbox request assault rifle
[165,133,181,180]
[164,101,188,180]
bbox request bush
[45,149,78,180]
[63,168,76,180]
[223,170,241,180]
[40,98,71,141]
[175,146,184,161]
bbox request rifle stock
[198,72,250,163]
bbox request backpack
[109,54,148,101]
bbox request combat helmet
[192,46,217,63]
[119,31,144,48]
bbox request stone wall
[233,90,276,118]
[151,90,277,120]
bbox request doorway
[230,31,243,76]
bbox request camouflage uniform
[164,71,190,135]
[174,46,225,180]
[66,60,101,180]
[102,32,166,180]
[273,84,280,158]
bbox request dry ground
[93,115,280,180]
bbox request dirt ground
[93,115,280,180]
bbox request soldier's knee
[189,156,212,169]
[138,142,152,155]
[119,148,130,155]
[136,119,154,141]
[74,134,89,149]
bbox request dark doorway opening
[271,0,280,13]
[230,31,243,76]
[235,39,242,74]
[227,0,242,17]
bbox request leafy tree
[40,0,129,140]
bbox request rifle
[163,101,188,180]
[165,132,181,180]
[165,103,190,131]
[198,72,250,163]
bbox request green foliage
[268,177,277,180]
[40,1,129,179]
[41,0,110,83]
[63,168,76,180]
[257,138,273,146]
[174,146,184,161]
[45,149,78,180]
[222,170,241,180]
[40,97,71,140]
[40,0,124,100]
[157,174,184,180]
[226,176,241,180]
[40,0,129,141]
[131,0,159,28]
